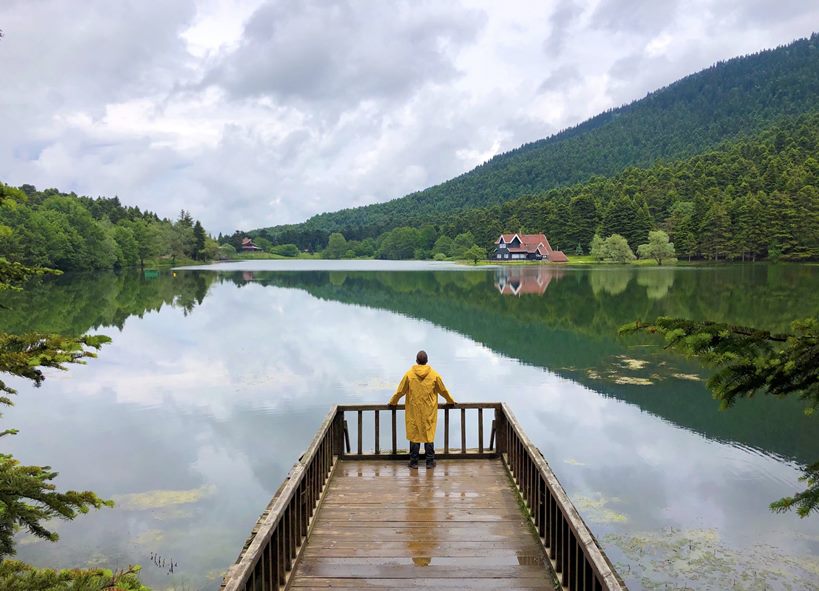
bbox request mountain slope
[258,34,819,246]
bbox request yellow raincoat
[388,364,455,443]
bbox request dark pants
[409,442,435,465]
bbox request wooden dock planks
[290,459,557,591]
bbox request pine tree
[665,201,697,261]
[566,194,598,252]
[699,202,732,260]
[0,258,112,557]
[193,221,207,260]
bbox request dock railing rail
[222,402,628,591]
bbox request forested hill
[256,34,819,248]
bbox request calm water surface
[1,261,818,590]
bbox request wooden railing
[221,406,342,591]
[337,402,498,458]
[222,403,627,591]
[498,402,628,591]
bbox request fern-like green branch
[621,316,819,517]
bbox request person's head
[416,350,428,365]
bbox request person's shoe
[408,461,418,470]
[425,460,436,468]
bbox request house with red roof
[241,237,262,252]
[493,233,568,262]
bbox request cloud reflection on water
[2,265,818,590]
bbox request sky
[0,1,817,234]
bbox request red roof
[548,250,568,262]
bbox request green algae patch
[616,356,650,370]
[586,368,654,385]
[605,527,819,590]
[134,529,166,546]
[611,375,654,385]
[573,494,628,523]
[114,485,215,510]
[671,372,702,381]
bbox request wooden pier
[222,403,627,591]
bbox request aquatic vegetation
[671,372,702,381]
[586,367,654,386]
[605,527,819,590]
[134,530,166,546]
[573,494,628,523]
[114,485,215,510]
[616,357,650,370]
[611,375,654,386]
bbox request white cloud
[0,0,817,233]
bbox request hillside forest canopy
[247,34,819,256]
[237,111,819,262]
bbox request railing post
[374,410,380,455]
[357,410,363,455]
[333,410,344,458]
[343,420,351,453]
[391,407,397,454]
[495,407,507,456]
[478,408,484,453]
[444,407,450,455]
[461,407,466,453]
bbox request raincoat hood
[413,364,432,380]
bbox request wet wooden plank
[292,578,552,589]
[289,459,556,590]
[302,543,540,557]
[296,564,548,578]
[318,509,524,522]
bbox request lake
[1,261,818,590]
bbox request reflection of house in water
[495,266,565,296]
[242,271,255,281]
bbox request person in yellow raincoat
[388,350,456,469]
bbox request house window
[499,243,506,249]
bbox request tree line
[0,184,217,271]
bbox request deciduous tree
[637,230,676,265]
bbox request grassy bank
[468,255,679,266]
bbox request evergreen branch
[0,259,116,559]
[622,315,819,517]
[769,462,819,518]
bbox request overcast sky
[0,1,816,234]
